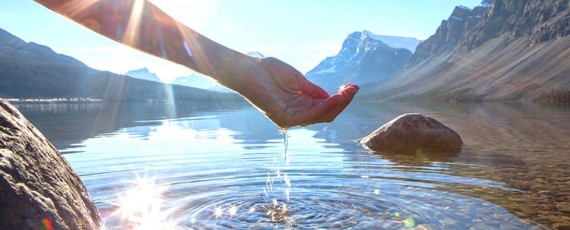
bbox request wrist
[215,52,263,94]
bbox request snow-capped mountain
[306,31,416,92]
[246,51,265,58]
[360,31,421,53]
[125,68,162,82]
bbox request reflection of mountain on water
[17,102,284,151]
[124,126,155,140]
[17,101,570,158]
[216,109,283,149]
[16,102,249,150]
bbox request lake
[16,101,570,229]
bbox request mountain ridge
[0,28,242,103]
[306,31,415,93]
[125,68,162,83]
[362,0,570,102]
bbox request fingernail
[347,85,359,93]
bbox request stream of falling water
[259,130,293,227]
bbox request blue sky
[0,0,482,82]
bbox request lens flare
[404,217,416,228]
[393,210,401,217]
[41,217,53,230]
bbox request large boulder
[360,113,463,154]
[0,99,100,229]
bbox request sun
[148,0,219,30]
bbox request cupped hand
[236,57,359,128]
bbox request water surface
[18,102,570,229]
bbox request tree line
[0,56,242,104]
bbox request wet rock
[500,223,522,230]
[552,222,570,230]
[413,224,435,230]
[557,202,570,213]
[0,99,100,229]
[360,113,463,153]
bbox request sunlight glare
[214,206,223,218]
[57,0,99,19]
[338,83,349,92]
[123,0,146,46]
[228,205,238,216]
[113,175,180,230]
[148,0,219,29]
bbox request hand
[235,57,359,128]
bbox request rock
[360,113,463,153]
[413,224,435,230]
[557,202,570,213]
[0,99,100,229]
[553,222,570,230]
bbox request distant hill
[306,31,415,93]
[0,28,242,103]
[362,0,570,102]
[125,68,162,83]
[171,73,232,93]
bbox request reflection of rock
[0,99,100,229]
[374,149,460,166]
[360,113,463,154]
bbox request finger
[305,83,359,125]
[316,84,359,123]
[299,78,330,99]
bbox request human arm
[34,0,359,128]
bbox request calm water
[17,101,570,229]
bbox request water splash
[258,129,293,226]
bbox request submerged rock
[360,113,463,153]
[0,99,100,229]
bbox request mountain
[363,0,570,102]
[171,73,232,93]
[0,28,242,103]
[306,31,415,93]
[0,29,88,68]
[360,31,420,53]
[169,51,265,93]
[125,68,162,82]
[246,51,265,58]
[409,0,494,65]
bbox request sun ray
[123,0,146,46]
[41,0,100,18]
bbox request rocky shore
[0,98,100,229]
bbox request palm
[240,57,358,128]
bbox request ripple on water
[57,113,551,229]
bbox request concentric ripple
[56,109,548,230]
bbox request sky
[0,0,482,82]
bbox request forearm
[34,0,257,92]
[187,33,261,93]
